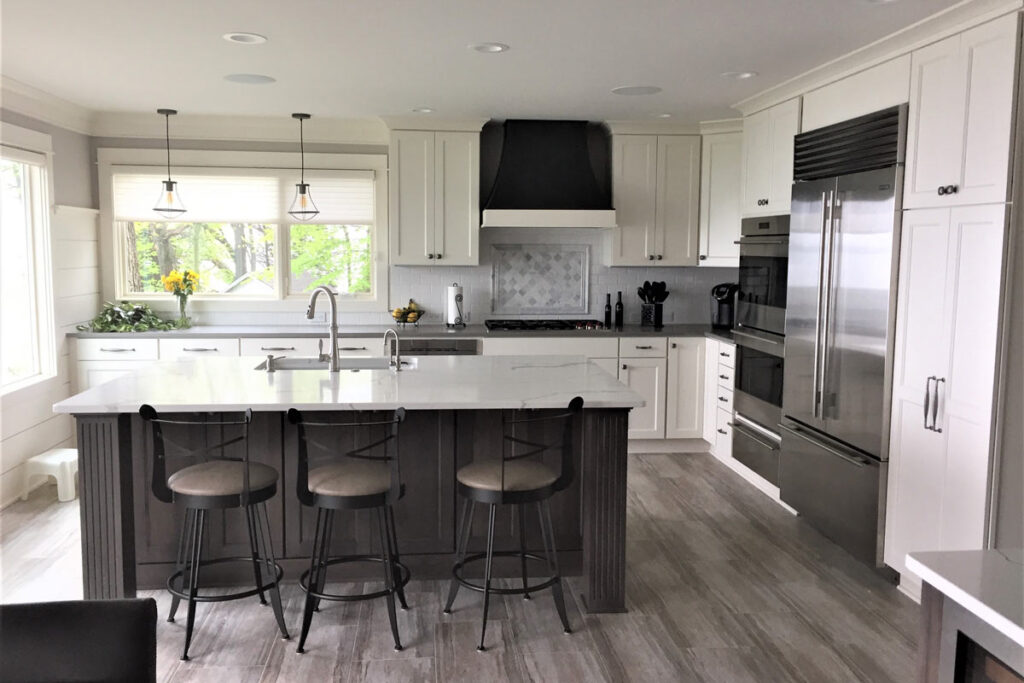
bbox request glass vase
[177,295,191,328]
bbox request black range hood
[481,120,617,228]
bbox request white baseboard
[896,573,923,603]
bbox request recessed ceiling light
[654,113,672,118]
[222,32,267,45]
[223,73,276,85]
[469,42,509,53]
[412,107,434,114]
[611,85,662,96]
[720,71,759,80]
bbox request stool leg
[257,502,289,640]
[384,505,409,610]
[297,508,326,654]
[376,506,403,651]
[443,498,474,614]
[477,503,497,652]
[182,508,206,661]
[538,500,571,635]
[313,509,335,613]
[168,508,195,623]
[518,503,530,600]
[244,505,267,605]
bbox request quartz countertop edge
[53,355,646,414]
[906,549,1024,647]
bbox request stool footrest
[298,555,410,603]
[452,551,560,595]
[167,556,284,603]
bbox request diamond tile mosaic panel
[491,244,589,314]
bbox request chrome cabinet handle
[932,377,945,433]
[717,428,728,435]
[720,351,730,357]
[338,346,368,351]
[635,345,653,350]
[924,376,934,430]
[777,422,870,468]
[260,346,295,351]
[182,347,217,352]
[100,347,135,352]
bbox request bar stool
[287,408,410,654]
[443,396,584,651]
[139,405,289,661]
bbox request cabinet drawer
[716,385,734,413]
[159,338,240,359]
[482,337,619,358]
[715,408,733,458]
[76,338,159,361]
[240,338,323,357]
[716,363,734,388]
[717,342,735,368]
[619,337,667,358]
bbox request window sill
[1,370,58,398]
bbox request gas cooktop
[484,319,605,331]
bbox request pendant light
[153,108,186,218]
[288,113,319,220]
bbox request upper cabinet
[611,134,700,266]
[389,130,479,266]
[698,131,742,267]
[903,13,1019,210]
[740,98,801,217]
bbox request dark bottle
[604,293,612,328]
[614,291,624,329]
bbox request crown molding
[699,118,743,135]
[91,111,389,144]
[732,0,1024,116]
[380,116,488,132]
[605,120,701,135]
[0,76,95,135]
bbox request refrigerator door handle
[924,376,934,430]
[778,422,871,468]
[812,190,832,418]
[819,192,839,420]
[932,377,945,433]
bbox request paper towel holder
[446,282,466,329]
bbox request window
[1,137,54,392]
[105,153,385,308]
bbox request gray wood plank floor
[0,452,919,682]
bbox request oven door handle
[733,239,788,245]
[728,421,780,451]
[731,329,783,346]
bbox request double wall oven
[731,215,790,485]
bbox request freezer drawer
[731,416,780,485]
[779,421,885,566]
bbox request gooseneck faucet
[383,329,401,371]
[306,285,340,372]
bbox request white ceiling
[1,0,961,123]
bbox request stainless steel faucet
[306,285,340,372]
[383,329,401,371]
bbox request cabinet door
[715,408,734,460]
[434,132,479,265]
[611,135,657,265]
[76,360,152,392]
[655,136,700,266]
[741,108,773,216]
[767,98,801,213]
[620,357,666,439]
[699,132,742,267]
[904,14,1018,209]
[665,338,705,439]
[389,130,435,265]
[702,339,719,445]
[938,204,1006,550]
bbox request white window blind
[112,167,374,224]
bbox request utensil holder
[641,303,663,328]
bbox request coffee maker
[710,283,738,329]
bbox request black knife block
[641,303,663,328]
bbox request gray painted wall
[0,108,95,208]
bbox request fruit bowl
[390,301,424,326]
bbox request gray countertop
[71,323,736,343]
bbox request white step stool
[21,448,79,502]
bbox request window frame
[97,148,389,313]
[0,122,56,395]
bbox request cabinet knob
[621,364,627,370]
[656,254,663,260]
[699,255,707,261]
[428,253,435,259]
[947,185,958,195]
[436,253,443,259]
[648,255,655,261]
[671,343,677,348]
[937,186,945,196]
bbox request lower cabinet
[715,408,734,459]
[665,337,705,438]
[619,357,667,439]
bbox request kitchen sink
[254,357,416,372]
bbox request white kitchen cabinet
[159,338,239,359]
[481,337,619,358]
[741,98,801,217]
[76,360,151,392]
[698,132,741,267]
[389,129,479,265]
[611,134,700,266]
[74,338,159,392]
[885,203,1007,595]
[702,338,720,445]
[239,337,381,358]
[903,14,1019,210]
[619,357,666,439]
[665,337,705,439]
[715,408,734,459]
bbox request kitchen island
[53,355,643,613]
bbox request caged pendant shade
[153,109,186,218]
[288,113,319,220]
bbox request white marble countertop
[907,549,1024,647]
[52,355,645,413]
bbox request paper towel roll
[446,283,464,326]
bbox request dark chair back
[499,396,584,497]
[139,404,254,504]
[0,598,157,683]
[287,407,406,508]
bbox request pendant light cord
[299,117,305,185]
[164,113,172,183]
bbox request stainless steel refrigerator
[780,105,906,567]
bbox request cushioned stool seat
[167,460,277,497]
[308,460,390,497]
[456,460,557,492]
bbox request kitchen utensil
[637,286,647,303]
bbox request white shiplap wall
[0,205,99,508]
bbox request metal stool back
[287,407,409,653]
[444,396,584,651]
[139,405,288,660]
